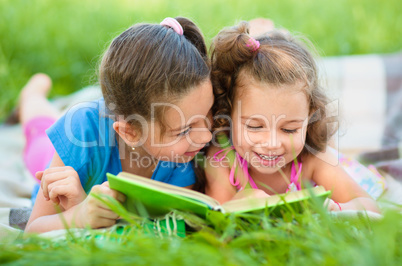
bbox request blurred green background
[1,0,401,122]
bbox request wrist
[64,203,85,228]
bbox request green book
[107,172,331,219]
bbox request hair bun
[212,21,256,73]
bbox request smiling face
[231,77,309,175]
[140,80,214,163]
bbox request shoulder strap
[290,159,302,190]
[215,134,255,190]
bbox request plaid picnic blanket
[365,53,402,181]
[321,52,402,181]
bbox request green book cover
[107,172,331,219]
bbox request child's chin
[181,156,194,163]
[252,165,282,174]
[156,156,190,164]
[172,155,194,164]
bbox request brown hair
[99,17,210,133]
[211,21,337,156]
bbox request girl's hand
[36,166,86,210]
[74,182,126,229]
[325,198,342,212]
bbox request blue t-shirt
[45,98,196,194]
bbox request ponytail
[176,17,208,59]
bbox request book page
[118,172,221,208]
[221,186,328,213]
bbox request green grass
[1,202,401,265]
[0,0,401,121]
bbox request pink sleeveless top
[213,146,302,193]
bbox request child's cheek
[173,139,194,155]
[243,131,262,147]
[230,124,242,145]
[293,132,306,153]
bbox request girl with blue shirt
[25,17,213,233]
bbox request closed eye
[178,127,191,136]
[282,128,298,134]
[246,125,263,130]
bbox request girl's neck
[248,162,293,195]
[119,142,158,179]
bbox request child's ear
[113,121,142,147]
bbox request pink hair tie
[160,17,183,35]
[246,37,260,52]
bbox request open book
[107,172,331,218]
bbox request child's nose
[190,123,212,147]
[196,127,212,145]
[259,131,282,148]
[269,134,282,148]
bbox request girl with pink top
[204,21,380,213]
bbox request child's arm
[306,150,380,213]
[25,152,124,233]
